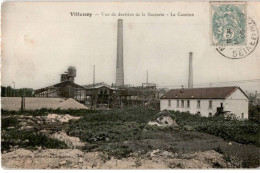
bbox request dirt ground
[2,113,260,169]
[2,148,228,169]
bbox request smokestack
[115,19,124,86]
[188,52,193,88]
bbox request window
[197,100,201,108]
[209,112,212,117]
[209,100,212,109]
[187,100,190,108]
[181,100,184,108]
[168,100,171,107]
[242,113,244,119]
[197,111,201,115]
[177,100,179,107]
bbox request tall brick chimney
[188,52,193,88]
[115,19,124,86]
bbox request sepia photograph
[1,0,260,169]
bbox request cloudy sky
[2,2,260,93]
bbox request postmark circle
[216,17,258,59]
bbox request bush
[1,108,98,117]
[2,116,20,130]
[172,111,260,146]
[2,130,68,152]
[249,105,260,122]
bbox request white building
[160,86,249,119]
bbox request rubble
[45,114,80,123]
[148,110,178,127]
[51,131,86,149]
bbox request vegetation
[1,116,68,152]
[172,111,260,147]
[66,107,159,158]
[1,108,99,117]
[249,105,260,122]
[2,107,260,167]
[1,86,34,97]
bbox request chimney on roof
[188,52,193,88]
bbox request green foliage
[249,105,260,122]
[172,111,260,146]
[1,108,98,117]
[2,116,20,129]
[66,106,158,158]
[1,86,34,97]
[102,144,133,159]
[2,130,68,152]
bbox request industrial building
[83,82,157,109]
[160,52,249,119]
[160,86,249,119]
[35,66,86,102]
[81,19,158,109]
[34,18,249,115]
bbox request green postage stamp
[210,1,247,46]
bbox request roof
[160,86,248,99]
[35,81,85,94]
[1,97,89,111]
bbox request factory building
[60,66,77,83]
[35,66,86,102]
[160,86,249,119]
[83,82,157,109]
[34,81,86,102]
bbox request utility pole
[12,81,15,97]
[93,65,95,88]
[146,70,148,83]
[21,88,25,112]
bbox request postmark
[210,1,247,46]
[216,17,258,59]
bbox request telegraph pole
[146,70,148,83]
[93,65,95,88]
[12,81,15,97]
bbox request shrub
[2,130,68,152]
[172,110,260,146]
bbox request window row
[168,100,213,109]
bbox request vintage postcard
[1,0,260,169]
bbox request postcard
[1,1,260,169]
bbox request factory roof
[35,81,85,94]
[161,86,248,99]
[83,82,114,89]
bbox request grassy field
[2,107,260,167]
[172,111,260,147]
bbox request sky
[2,1,260,93]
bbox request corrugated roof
[160,86,245,99]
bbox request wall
[160,88,249,119]
[160,99,224,117]
[225,89,249,119]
